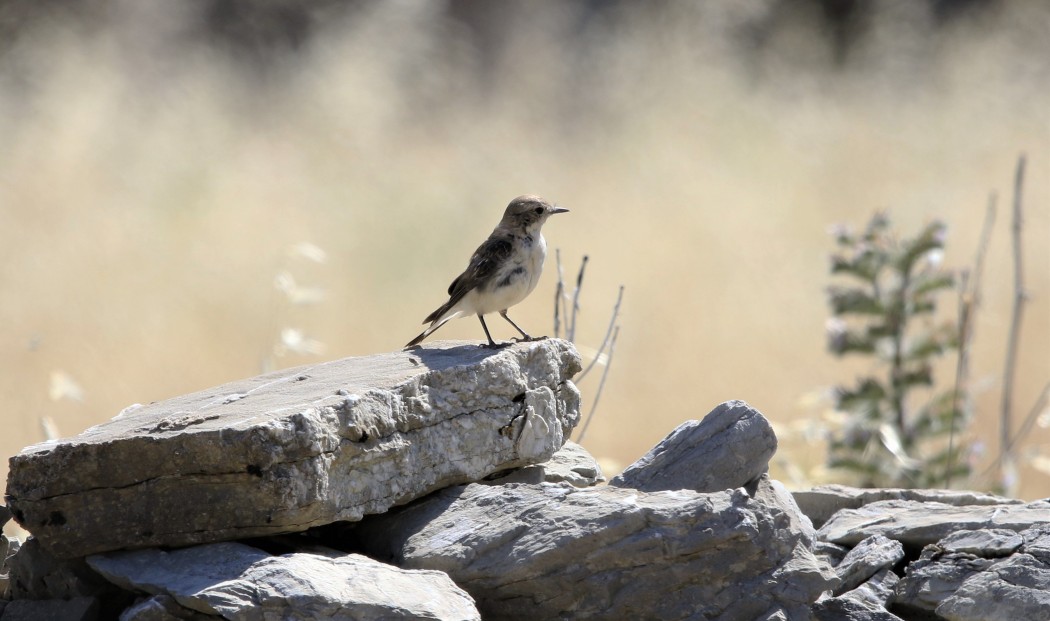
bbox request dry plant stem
[1010,381,1050,457]
[999,154,1027,485]
[553,249,565,339]
[576,324,620,444]
[578,285,625,383]
[945,196,996,487]
[549,250,623,443]
[568,256,589,343]
[890,268,912,442]
[978,381,1050,482]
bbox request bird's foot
[512,335,548,343]
[481,341,512,349]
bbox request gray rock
[0,504,10,528]
[833,534,904,594]
[813,540,850,568]
[88,542,269,601]
[893,526,1050,618]
[609,400,777,493]
[939,528,1024,557]
[483,440,604,487]
[793,485,1020,528]
[813,595,904,621]
[891,547,995,615]
[120,595,215,621]
[0,535,9,599]
[4,537,20,561]
[342,476,838,620]
[88,542,480,621]
[1020,524,1050,563]
[937,553,1050,621]
[3,537,18,569]
[6,339,581,558]
[6,537,127,604]
[0,536,18,601]
[817,499,1050,547]
[0,597,99,621]
[840,568,899,610]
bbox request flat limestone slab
[87,543,481,620]
[818,499,1050,547]
[793,485,1020,529]
[5,339,581,558]
[342,477,837,620]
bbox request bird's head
[499,195,569,233]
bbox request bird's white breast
[468,233,547,315]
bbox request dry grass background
[1,2,1048,516]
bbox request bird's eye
[534,207,544,215]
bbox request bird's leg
[477,314,507,348]
[500,310,544,342]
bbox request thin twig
[945,195,996,487]
[568,256,588,342]
[977,380,1050,483]
[576,324,620,443]
[578,285,625,383]
[999,154,1027,488]
[1009,381,1050,461]
[553,249,565,339]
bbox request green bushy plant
[825,213,970,488]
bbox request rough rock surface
[936,553,1050,621]
[88,541,480,620]
[5,339,581,558]
[483,440,604,487]
[938,528,1024,557]
[5,537,128,606]
[121,594,214,621]
[833,534,904,594]
[813,540,849,569]
[841,568,900,610]
[342,476,837,620]
[817,499,1050,547]
[793,485,1020,528]
[891,524,1050,618]
[609,400,777,493]
[891,547,996,615]
[0,597,99,621]
[812,506,1050,620]
[0,503,11,600]
[12,332,1049,621]
[1022,524,1050,561]
[0,536,10,600]
[814,566,903,620]
[802,488,1050,620]
[813,595,904,621]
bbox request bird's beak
[550,206,569,215]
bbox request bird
[406,195,569,349]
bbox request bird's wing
[450,235,513,296]
[422,235,513,325]
[452,235,513,295]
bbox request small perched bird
[406,195,569,348]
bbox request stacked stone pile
[1,339,1046,620]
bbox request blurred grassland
[1,2,1048,503]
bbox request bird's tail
[405,316,453,348]
[406,295,467,349]
[422,296,457,325]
